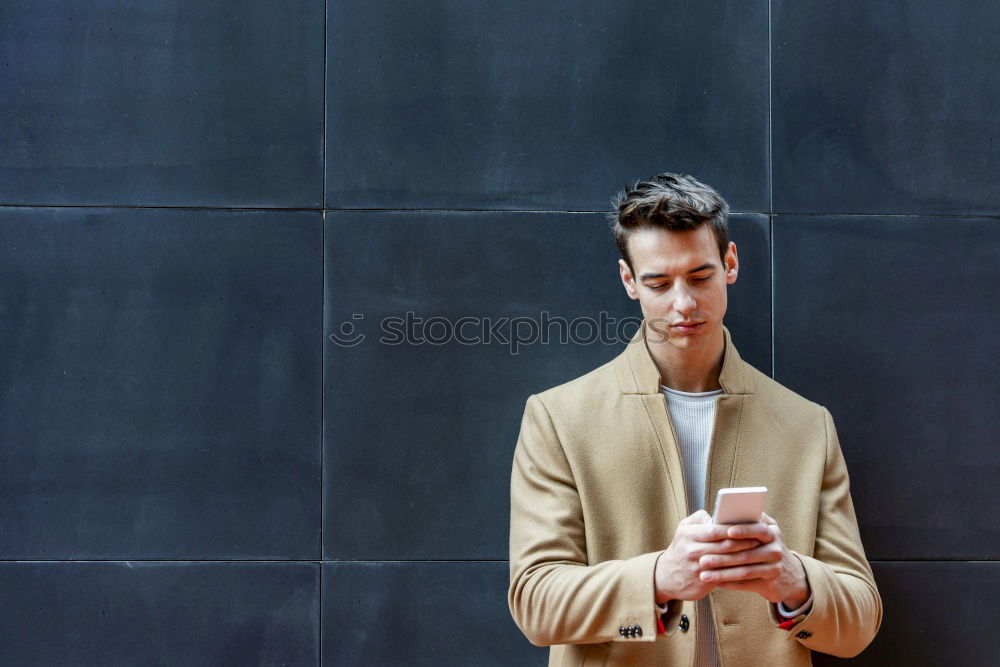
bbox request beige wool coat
[508,322,882,666]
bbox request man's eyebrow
[639,263,716,281]
[687,263,716,274]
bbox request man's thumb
[682,509,711,524]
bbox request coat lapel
[638,393,689,522]
[705,328,753,511]
[615,321,688,521]
[613,321,755,518]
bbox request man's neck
[645,328,726,393]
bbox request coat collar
[614,320,753,396]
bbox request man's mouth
[670,321,705,334]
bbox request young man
[508,174,881,666]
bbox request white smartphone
[712,487,768,524]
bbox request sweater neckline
[659,385,724,399]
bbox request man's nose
[673,289,696,315]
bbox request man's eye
[693,276,712,282]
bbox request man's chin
[646,334,697,350]
[666,325,716,350]
[667,336,699,350]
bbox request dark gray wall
[0,1,996,665]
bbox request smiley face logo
[328,313,366,347]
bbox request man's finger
[726,522,775,543]
[699,545,781,569]
[761,512,777,526]
[700,563,777,583]
[689,538,759,560]
[698,538,761,555]
[689,523,735,542]
[681,509,712,525]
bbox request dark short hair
[608,172,730,270]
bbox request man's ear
[619,259,639,300]
[724,242,739,285]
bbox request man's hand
[697,513,811,609]
[654,510,763,603]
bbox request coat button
[679,614,690,632]
[619,626,626,636]
[635,625,642,637]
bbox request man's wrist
[653,550,672,605]
[781,553,811,609]
[776,592,813,618]
[781,586,810,610]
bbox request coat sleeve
[776,407,883,657]
[508,394,675,647]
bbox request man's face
[618,224,739,354]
